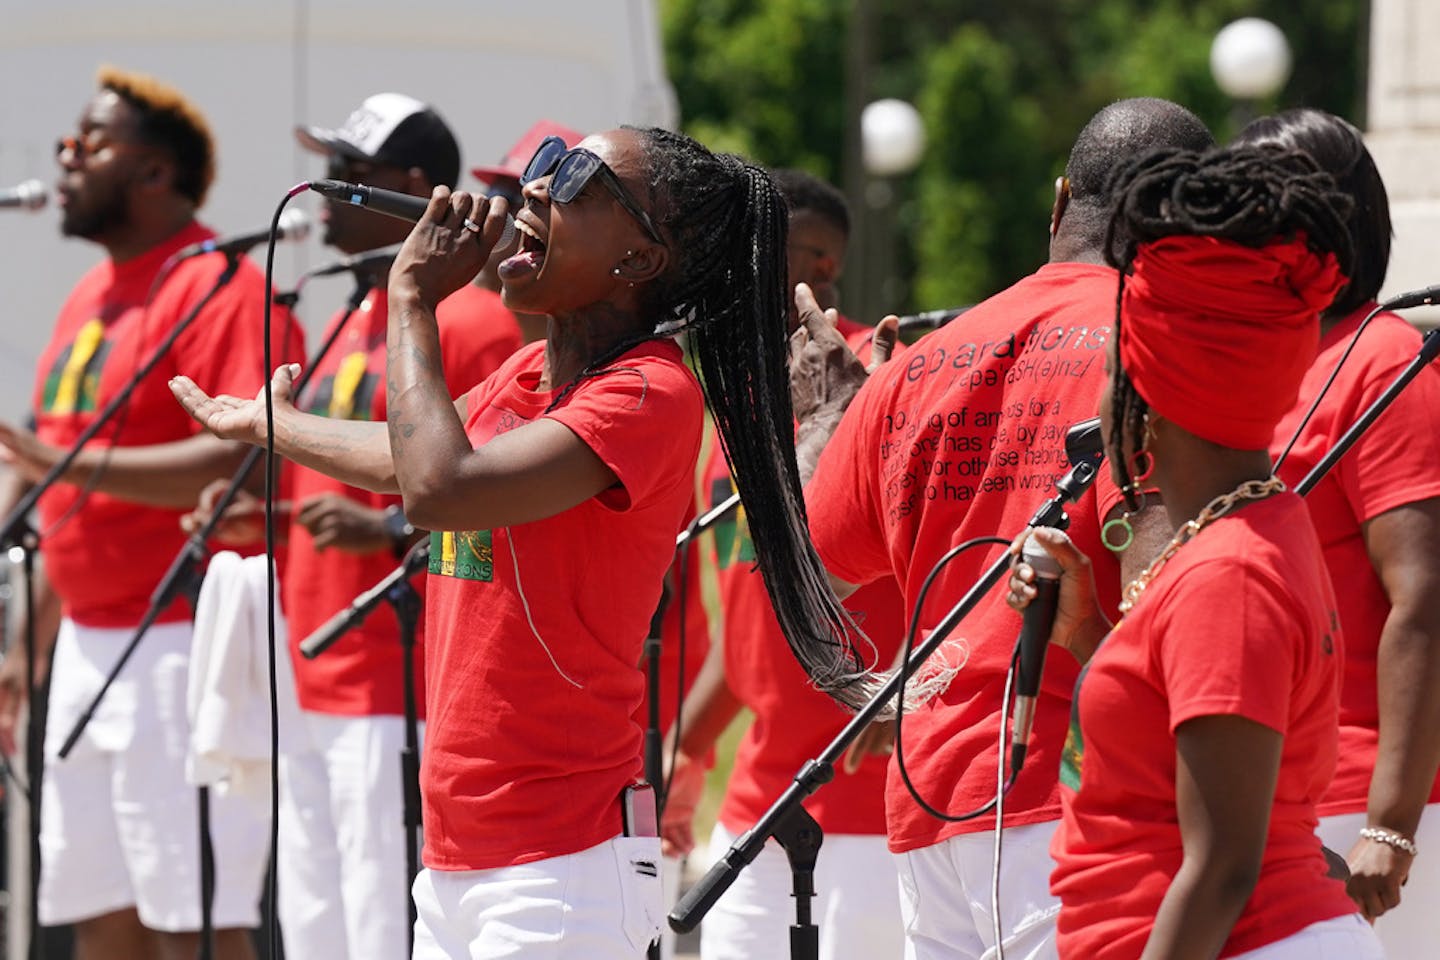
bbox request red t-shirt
[1051,493,1355,959]
[1271,304,1440,814]
[284,285,523,717]
[421,339,703,870]
[34,221,304,627]
[806,262,1123,851]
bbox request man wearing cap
[467,118,582,343]
[278,92,523,959]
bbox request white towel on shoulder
[187,550,302,807]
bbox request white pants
[411,836,664,959]
[896,823,1060,960]
[39,619,269,930]
[278,711,419,960]
[1230,914,1383,959]
[1319,804,1440,960]
[700,822,903,960]
[658,854,682,960]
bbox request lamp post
[1210,17,1292,130]
[858,98,925,324]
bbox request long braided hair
[1101,144,1355,502]
[633,126,871,704]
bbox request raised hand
[170,363,301,446]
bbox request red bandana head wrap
[1118,233,1346,449]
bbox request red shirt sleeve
[545,350,703,513]
[805,367,894,588]
[1154,557,1300,734]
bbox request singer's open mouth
[500,216,547,280]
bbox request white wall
[0,0,676,419]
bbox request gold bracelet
[1359,826,1418,856]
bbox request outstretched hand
[170,363,301,446]
[390,188,510,308]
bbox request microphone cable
[891,535,1019,822]
[1272,301,1387,474]
[256,182,311,960]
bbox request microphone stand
[0,252,243,960]
[1292,325,1440,495]
[296,539,429,956]
[668,454,1102,957]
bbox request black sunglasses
[520,136,665,246]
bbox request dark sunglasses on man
[520,135,665,246]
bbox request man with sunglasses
[254,92,524,960]
[0,67,304,960]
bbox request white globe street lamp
[861,99,926,177]
[1210,18,1292,100]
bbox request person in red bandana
[1009,146,1383,959]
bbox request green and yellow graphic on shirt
[429,529,494,582]
[710,476,754,570]
[41,319,114,414]
[1059,659,1091,791]
[304,351,380,422]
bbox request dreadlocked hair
[631,126,874,707]
[1101,144,1355,500]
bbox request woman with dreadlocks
[1007,144,1383,959]
[170,127,864,958]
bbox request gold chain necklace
[1119,476,1287,615]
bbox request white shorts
[1319,804,1440,960]
[39,619,269,931]
[699,821,903,960]
[411,836,664,959]
[278,710,420,960]
[1229,914,1383,959]
[896,822,1060,960]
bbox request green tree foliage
[661,0,1366,314]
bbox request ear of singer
[1006,526,1110,665]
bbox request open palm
[169,363,300,446]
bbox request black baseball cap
[296,92,461,189]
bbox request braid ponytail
[635,127,873,704]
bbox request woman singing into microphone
[171,127,868,958]
[1008,145,1383,959]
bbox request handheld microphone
[0,180,47,211]
[174,208,311,260]
[1380,283,1440,311]
[308,178,516,250]
[1011,532,1061,772]
[895,305,974,332]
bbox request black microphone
[1380,284,1440,311]
[895,305,974,332]
[0,180,46,211]
[308,178,516,248]
[174,208,311,260]
[300,541,430,659]
[304,245,400,280]
[1011,532,1061,772]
